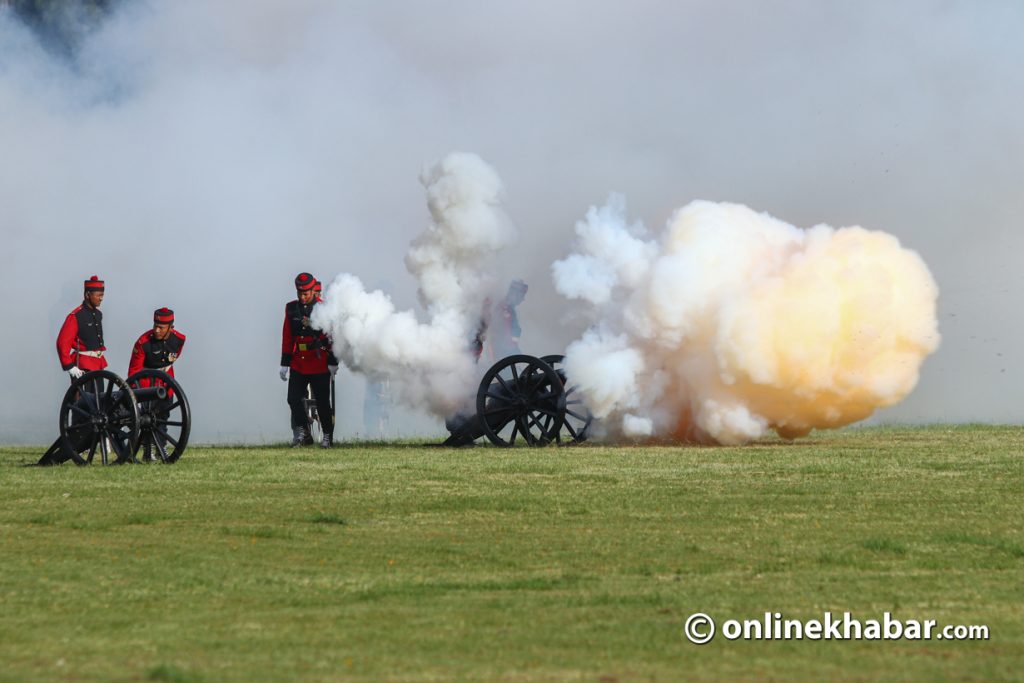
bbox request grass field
[1,425,1022,682]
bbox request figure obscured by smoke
[489,279,528,360]
[362,376,391,439]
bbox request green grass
[0,425,1022,682]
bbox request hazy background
[1,0,1020,444]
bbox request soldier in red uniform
[280,272,338,448]
[313,279,323,302]
[56,275,108,380]
[127,308,186,462]
[128,308,186,381]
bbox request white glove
[329,365,338,378]
[279,366,289,382]
[68,367,85,380]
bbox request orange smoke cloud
[553,197,940,444]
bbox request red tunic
[56,303,108,372]
[128,329,186,380]
[281,299,335,375]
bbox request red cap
[84,275,105,291]
[295,272,316,291]
[313,279,322,293]
[154,307,174,324]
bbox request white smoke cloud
[550,195,656,306]
[0,1,1016,444]
[406,152,517,312]
[312,152,515,417]
[554,197,941,445]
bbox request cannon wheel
[304,386,322,445]
[59,370,140,466]
[476,354,565,447]
[540,355,592,444]
[126,370,191,463]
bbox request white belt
[75,349,104,358]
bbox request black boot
[320,433,333,449]
[291,426,309,448]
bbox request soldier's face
[85,291,104,308]
[298,289,315,304]
[152,323,172,340]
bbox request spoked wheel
[304,388,322,445]
[126,370,191,463]
[540,355,592,444]
[59,370,140,466]
[476,354,565,447]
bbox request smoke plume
[0,2,1016,444]
[312,152,515,417]
[553,197,941,444]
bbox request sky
[0,0,1020,443]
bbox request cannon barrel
[131,386,168,403]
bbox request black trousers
[287,370,333,436]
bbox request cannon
[444,354,592,447]
[38,369,191,466]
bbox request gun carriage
[39,369,191,466]
[444,354,592,447]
